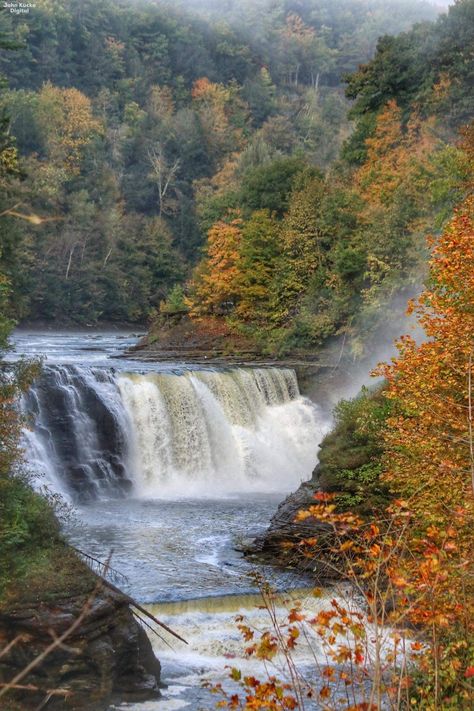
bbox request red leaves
[255,631,278,660]
[313,491,334,502]
[216,673,299,710]
[310,609,337,627]
[237,624,254,643]
[391,575,409,589]
[286,627,299,650]
[288,608,305,623]
[298,536,318,547]
[319,685,331,699]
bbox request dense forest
[0,0,444,332]
[178,0,473,357]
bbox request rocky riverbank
[248,466,343,581]
[0,547,162,710]
[249,386,391,580]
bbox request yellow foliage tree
[36,83,102,174]
[191,77,245,162]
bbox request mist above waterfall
[24,364,327,501]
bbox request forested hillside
[178,0,474,358]
[0,0,439,326]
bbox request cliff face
[0,553,161,710]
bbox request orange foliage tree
[373,195,474,706]
[356,100,437,206]
[188,217,242,317]
[378,195,474,519]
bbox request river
[12,329,350,709]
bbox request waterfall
[23,365,326,501]
[22,365,132,500]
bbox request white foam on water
[24,364,328,500]
[115,587,409,710]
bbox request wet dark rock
[0,585,161,709]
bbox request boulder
[0,585,161,709]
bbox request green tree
[239,157,306,217]
[235,209,280,325]
[277,177,326,320]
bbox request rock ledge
[0,585,161,709]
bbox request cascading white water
[23,365,133,500]
[24,365,327,500]
[118,368,324,497]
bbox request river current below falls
[12,329,343,710]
